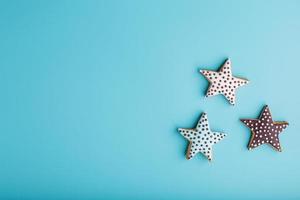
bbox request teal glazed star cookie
[178,113,226,161]
[240,105,289,152]
[200,59,249,105]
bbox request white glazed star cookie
[178,113,226,161]
[200,59,249,105]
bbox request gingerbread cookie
[200,59,249,105]
[240,105,289,151]
[178,113,226,161]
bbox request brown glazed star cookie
[240,105,289,151]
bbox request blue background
[0,0,299,199]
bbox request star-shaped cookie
[178,113,226,161]
[200,59,249,105]
[240,105,289,151]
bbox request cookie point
[186,156,192,160]
[240,119,247,124]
